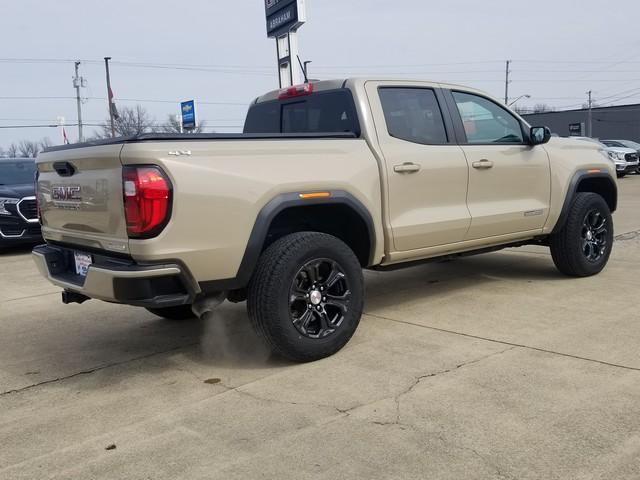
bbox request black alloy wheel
[289,258,351,339]
[581,209,609,263]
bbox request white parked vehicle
[602,139,640,174]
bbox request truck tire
[550,192,613,277]
[146,305,195,320]
[247,232,364,362]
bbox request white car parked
[602,139,640,174]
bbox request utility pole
[104,57,116,138]
[504,60,511,105]
[73,61,84,143]
[587,90,593,137]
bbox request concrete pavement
[1,177,639,479]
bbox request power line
[0,96,249,106]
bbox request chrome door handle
[472,159,494,170]
[394,163,421,174]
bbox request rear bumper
[32,244,199,308]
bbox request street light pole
[508,94,531,107]
[587,90,593,137]
[104,57,116,138]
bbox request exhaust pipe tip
[61,290,90,305]
[192,292,227,317]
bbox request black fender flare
[199,190,376,292]
[551,170,617,235]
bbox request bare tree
[39,137,53,151]
[6,143,19,157]
[513,105,531,115]
[155,114,206,134]
[532,103,556,114]
[96,105,155,138]
[18,140,41,158]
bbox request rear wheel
[550,193,613,277]
[247,232,364,362]
[146,305,195,320]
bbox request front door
[447,90,551,240]
[366,82,471,252]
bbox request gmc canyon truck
[33,79,617,362]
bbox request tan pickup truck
[33,79,617,362]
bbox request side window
[452,91,524,144]
[379,88,448,145]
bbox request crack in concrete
[367,313,640,372]
[221,349,514,430]
[375,348,516,429]
[232,387,348,417]
[0,343,198,397]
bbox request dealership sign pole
[265,0,307,88]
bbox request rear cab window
[378,87,448,145]
[244,89,360,136]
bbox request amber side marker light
[299,192,331,200]
[588,169,602,174]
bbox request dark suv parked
[0,158,41,246]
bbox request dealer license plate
[74,252,93,277]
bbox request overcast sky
[1,0,640,148]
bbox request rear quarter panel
[121,139,384,282]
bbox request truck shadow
[0,243,39,257]
[363,249,563,311]
[4,249,567,394]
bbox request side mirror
[530,126,551,145]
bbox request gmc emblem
[52,185,81,202]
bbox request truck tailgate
[36,144,130,254]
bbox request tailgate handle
[53,161,76,177]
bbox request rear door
[365,81,471,251]
[37,144,130,253]
[445,90,551,240]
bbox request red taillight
[278,82,314,99]
[122,166,172,238]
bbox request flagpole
[104,57,116,138]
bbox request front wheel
[550,192,613,277]
[247,232,364,363]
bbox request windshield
[620,140,640,150]
[0,160,36,185]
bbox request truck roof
[253,78,491,104]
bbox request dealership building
[522,103,640,142]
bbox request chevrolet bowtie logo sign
[182,104,193,113]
